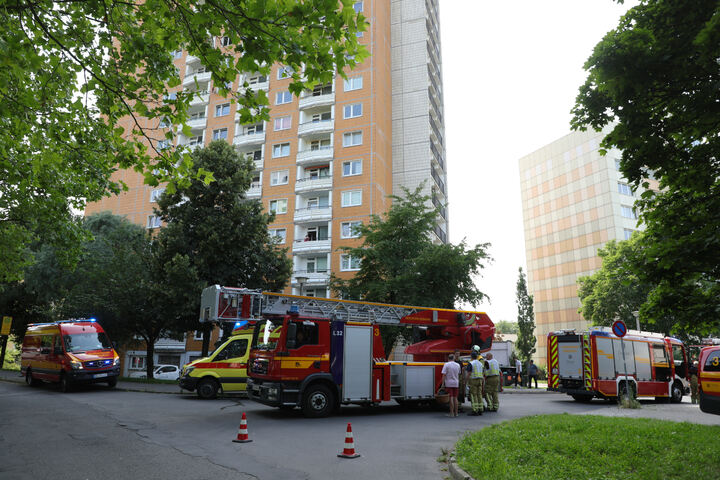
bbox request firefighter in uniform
[484,352,501,412]
[465,351,484,416]
[689,360,699,404]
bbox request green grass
[455,414,720,480]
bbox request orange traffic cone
[232,412,253,443]
[337,422,361,458]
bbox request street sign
[1,316,11,336]
[612,320,627,338]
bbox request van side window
[705,351,720,372]
[652,344,668,365]
[220,339,248,360]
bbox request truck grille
[84,359,113,369]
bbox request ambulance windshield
[63,332,112,353]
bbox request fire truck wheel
[25,369,40,387]
[618,382,636,400]
[302,384,334,418]
[670,381,683,403]
[571,394,593,403]
[197,378,220,400]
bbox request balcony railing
[186,116,207,129]
[430,141,445,172]
[296,145,333,164]
[431,167,446,195]
[182,71,212,88]
[233,130,266,147]
[189,92,209,106]
[295,175,333,192]
[299,92,335,110]
[246,182,262,198]
[293,238,332,254]
[292,271,330,286]
[294,205,332,223]
[298,118,334,136]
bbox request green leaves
[515,268,535,362]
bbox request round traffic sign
[612,320,627,338]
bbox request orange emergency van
[21,320,120,392]
[698,345,720,415]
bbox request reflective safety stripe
[470,359,484,378]
[487,359,500,376]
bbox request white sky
[440,1,633,322]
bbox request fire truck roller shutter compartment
[558,334,583,379]
[390,364,436,399]
[342,325,373,401]
[612,338,637,376]
[596,337,615,380]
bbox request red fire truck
[198,285,495,417]
[547,327,690,402]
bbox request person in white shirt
[441,354,461,417]
[515,357,522,387]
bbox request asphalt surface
[1,370,718,480]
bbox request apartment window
[310,139,331,150]
[305,165,330,179]
[189,111,205,121]
[269,199,288,214]
[150,188,166,203]
[212,128,228,140]
[341,221,362,239]
[276,91,292,105]
[623,229,634,241]
[193,331,203,341]
[277,65,293,79]
[343,76,363,91]
[618,182,633,196]
[311,112,332,122]
[270,169,289,186]
[342,160,362,176]
[187,135,203,145]
[220,36,231,46]
[343,103,363,119]
[147,215,162,229]
[341,254,361,271]
[343,131,363,147]
[353,1,363,13]
[269,228,287,244]
[163,92,177,101]
[621,205,637,219]
[306,256,328,273]
[272,143,290,158]
[244,149,262,161]
[171,49,183,59]
[157,139,171,150]
[250,172,261,188]
[341,189,362,207]
[274,115,292,131]
[356,30,364,38]
[245,123,263,134]
[129,355,146,370]
[312,84,333,96]
[247,74,267,85]
[215,103,230,117]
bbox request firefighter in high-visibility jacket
[484,352,501,412]
[465,351,484,416]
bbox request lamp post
[296,275,308,296]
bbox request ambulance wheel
[107,377,117,388]
[302,384,334,418]
[670,381,683,403]
[25,369,40,387]
[59,374,73,393]
[197,378,219,400]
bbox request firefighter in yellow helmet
[484,352,501,412]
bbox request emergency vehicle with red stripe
[197,285,495,416]
[698,345,720,415]
[547,327,690,402]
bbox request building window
[341,189,362,207]
[272,142,290,158]
[215,103,230,117]
[621,205,637,219]
[618,182,633,196]
[147,215,162,229]
[269,228,287,244]
[157,139,171,150]
[270,169,289,186]
[247,74,267,85]
[171,49,183,59]
[615,159,622,171]
[310,139,331,151]
[341,254,361,271]
[129,355,147,370]
[306,256,328,273]
[212,128,228,140]
[220,36,231,46]
[277,65,293,79]
[356,30,364,38]
[343,131,363,147]
[311,112,332,122]
[187,135,203,146]
[193,330,203,341]
[341,221,362,238]
[244,123,263,135]
[276,91,292,105]
[150,188,166,203]
[269,199,288,214]
[353,1,363,13]
[343,103,363,119]
[274,115,292,131]
[342,160,362,176]
[343,76,363,91]
[623,228,634,241]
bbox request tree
[331,186,491,356]
[1,0,366,282]
[154,141,292,350]
[494,321,518,335]
[571,1,720,334]
[515,268,536,370]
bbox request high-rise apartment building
[518,128,651,362]
[85,0,448,298]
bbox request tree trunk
[146,340,155,379]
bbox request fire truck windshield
[251,319,280,351]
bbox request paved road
[0,378,717,480]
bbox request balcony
[299,92,335,110]
[186,116,207,129]
[182,71,212,88]
[292,270,330,286]
[292,238,332,255]
[296,146,333,165]
[241,79,269,93]
[298,119,334,136]
[294,206,332,223]
[189,92,209,107]
[295,175,333,193]
[233,130,266,147]
[246,182,262,199]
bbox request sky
[440,1,634,323]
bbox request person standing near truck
[484,353,501,412]
[441,354,461,417]
[465,351,484,416]
[528,359,539,388]
[515,357,522,387]
[454,350,466,411]
[689,360,699,404]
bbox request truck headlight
[113,357,120,366]
[71,361,83,370]
[183,366,194,376]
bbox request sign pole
[612,319,630,402]
[0,316,12,369]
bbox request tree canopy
[331,186,491,355]
[571,0,720,334]
[0,0,366,282]
[515,268,536,364]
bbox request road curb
[448,450,474,480]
